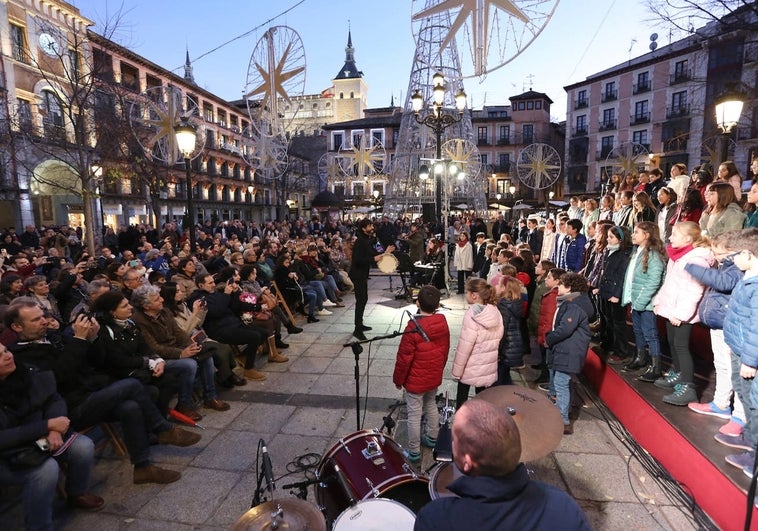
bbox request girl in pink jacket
[453,278,504,408]
[653,221,714,406]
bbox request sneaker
[662,383,697,406]
[407,450,421,464]
[744,462,758,479]
[563,423,573,435]
[653,370,681,389]
[421,434,437,449]
[687,401,731,419]
[537,382,551,393]
[316,309,333,316]
[715,432,754,452]
[719,417,746,437]
[725,451,756,470]
[323,300,337,307]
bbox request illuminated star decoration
[413,0,529,75]
[140,89,196,163]
[246,40,305,124]
[443,138,478,169]
[518,144,560,187]
[340,137,384,177]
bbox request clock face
[38,33,60,56]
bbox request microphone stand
[342,328,421,431]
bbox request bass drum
[332,498,416,531]
[428,462,462,500]
[316,430,430,525]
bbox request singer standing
[393,286,449,464]
[349,219,394,340]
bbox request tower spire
[334,26,362,80]
[184,47,195,84]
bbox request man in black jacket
[3,298,200,485]
[349,219,394,340]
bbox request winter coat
[700,203,747,237]
[564,234,587,272]
[453,241,474,272]
[653,246,713,323]
[392,313,450,394]
[597,247,632,300]
[131,308,192,359]
[527,278,548,336]
[746,210,758,229]
[545,292,595,374]
[540,230,556,261]
[623,246,666,312]
[497,298,524,368]
[452,303,503,387]
[685,259,743,330]
[537,288,558,346]
[94,319,162,381]
[724,275,758,366]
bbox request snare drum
[332,498,415,530]
[377,253,399,274]
[428,462,462,500]
[316,430,430,524]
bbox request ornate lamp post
[411,72,466,226]
[714,92,745,167]
[175,121,199,253]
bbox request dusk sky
[70,0,698,121]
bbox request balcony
[496,137,511,145]
[601,90,618,103]
[596,147,613,160]
[599,119,617,131]
[630,112,650,125]
[669,69,692,84]
[574,99,588,110]
[633,81,651,94]
[666,105,691,119]
[477,138,490,146]
[572,126,588,137]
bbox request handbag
[261,291,278,309]
[0,444,50,470]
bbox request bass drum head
[332,498,416,531]
[428,462,462,500]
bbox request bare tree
[7,10,129,255]
[646,0,758,34]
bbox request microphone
[407,311,430,342]
[262,442,275,492]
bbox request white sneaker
[322,300,337,307]
[316,309,333,316]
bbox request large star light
[246,41,305,110]
[340,138,385,177]
[413,0,530,75]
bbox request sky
[68,0,692,122]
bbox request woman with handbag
[239,264,302,337]
[0,344,104,529]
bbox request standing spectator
[632,191,657,226]
[452,278,503,408]
[495,276,525,385]
[559,219,587,273]
[623,222,667,382]
[472,232,488,277]
[700,182,747,238]
[656,187,678,244]
[453,232,474,294]
[17,225,40,250]
[653,222,714,405]
[540,218,557,261]
[545,273,595,434]
[526,219,543,258]
[746,181,758,229]
[716,161,743,200]
[535,267,565,387]
[596,226,633,365]
[392,286,449,464]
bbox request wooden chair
[271,280,298,324]
[79,423,128,457]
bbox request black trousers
[352,274,368,328]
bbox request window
[333,132,343,150]
[217,110,227,127]
[635,71,650,93]
[576,115,587,130]
[522,124,533,144]
[601,108,616,129]
[634,100,649,122]
[575,89,588,109]
[499,125,510,143]
[602,81,617,102]
[517,101,525,110]
[120,62,139,92]
[477,126,488,144]
[10,23,28,63]
[671,91,687,109]
[371,130,384,145]
[203,104,214,122]
[352,132,363,148]
[632,130,648,145]
[535,100,542,109]
[600,136,614,157]
[41,90,65,140]
[16,99,32,131]
[673,59,689,82]
[92,49,113,80]
[68,48,81,81]
[480,154,488,165]
[527,101,534,110]
[498,153,510,169]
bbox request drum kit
[232,385,563,530]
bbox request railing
[496,138,510,145]
[574,99,588,110]
[477,138,490,146]
[630,112,650,125]
[669,69,692,84]
[596,147,613,160]
[665,105,691,119]
[601,90,618,102]
[572,126,588,137]
[599,119,617,131]
[633,81,651,94]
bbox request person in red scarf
[652,222,714,405]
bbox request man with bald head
[415,399,590,530]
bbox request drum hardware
[380,399,406,436]
[365,477,380,497]
[433,392,455,463]
[362,439,383,459]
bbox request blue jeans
[0,435,94,531]
[733,352,758,449]
[306,281,327,307]
[165,358,198,409]
[197,356,217,400]
[631,310,661,357]
[70,378,173,465]
[550,369,572,425]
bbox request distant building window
[632,130,648,145]
[10,23,28,63]
[577,90,587,105]
[477,127,488,143]
[535,101,542,109]
[16,99,32,130]
[527,101,534,110]
[333,132,343,149]
[517,101,525,110]
[522,124,533,144]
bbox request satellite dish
[650,33,658,41]
[649,42,658,51]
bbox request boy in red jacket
[393,285,450,463]
[534,268,566,386]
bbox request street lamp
[411,72,467,226]
[175,120,198,253]
[715,92,745,166]
[546,190,555,221]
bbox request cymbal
[476,385,564,462]
[232,498,326,531]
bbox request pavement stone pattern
[2,275,702,530]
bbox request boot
[267,335,289,363]
[243,367,266,381]
[286,323,303,334]
[622,349,649,372]
[274,332,289,349]
[157,426,201,447]
[133,464,182,485]
[637,356,662,383]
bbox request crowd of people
[0,156,756,529]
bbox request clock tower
[332,30,367,122]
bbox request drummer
[414,399,590,530]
